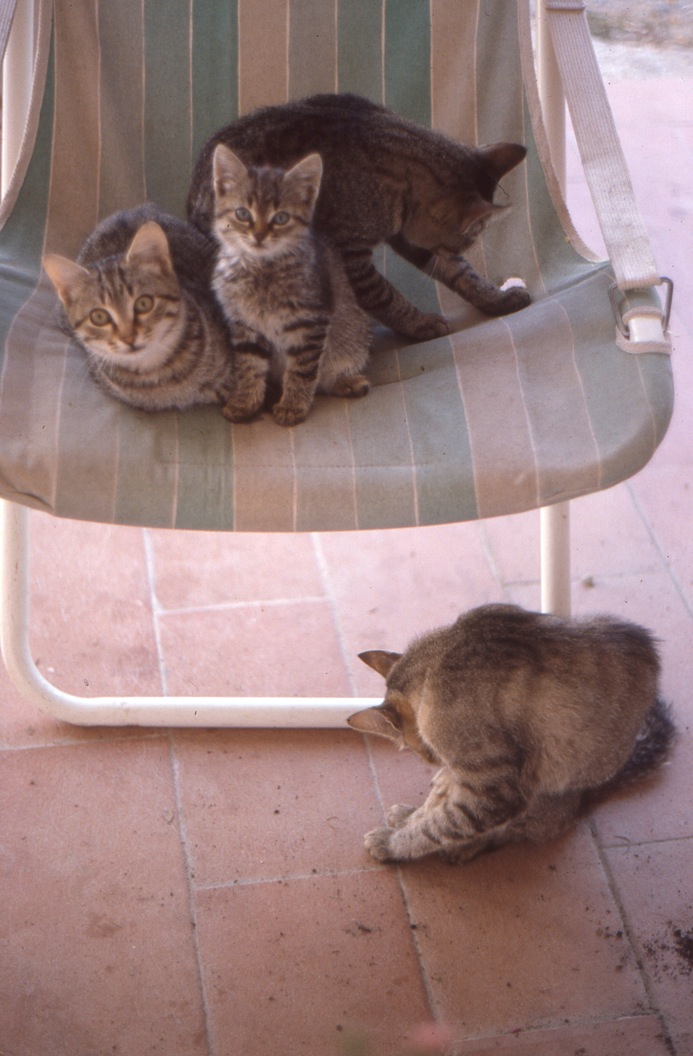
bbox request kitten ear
[284,153,323,207]
[358,650,402,679]
[43,254,90,302]
[346,704,401,742]
[126,221,173,275]
[213,144,248,196]
[476,142,527,182]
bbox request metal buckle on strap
[608,277,674,338]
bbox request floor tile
[172,729,382,886]
[451,1014,672,1055]
[0,739,207,1055]
[606,838,693,1056]
[146,529,325,611]
[194,870,431,1056]
[158,598,352,697]
[29,513,161,697]
[315,523,502,696]
[395,826,648,1038]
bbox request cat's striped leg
[273,320,328,427]
[222,329,272,423]
[388,234,530,317]
[364,768,528,863]
[341,246,449,341]
[430,253,530,316]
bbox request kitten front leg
[342,246,450,341]
[431,253,530,316]
[363,768,527,863]
[388,234,530,317]
[222,328,272,423]
[273,323,327,427]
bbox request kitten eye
[89,308,112,327]
[272,211,290,226]
[134,294,154,314]
[235,207,252,223]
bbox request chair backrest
[0,0,672,532]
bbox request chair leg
[0,499,375,727]
[540,502,571,616]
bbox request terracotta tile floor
[2,49,692,1056]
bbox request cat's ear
[476,142,527,182]
[213,144,248,196]
[358,650,402,679]
[346,703,401,742]
[126,221,173,275]
[284,153,323,208]
[43,254,90,302]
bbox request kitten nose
[253,224,269,244]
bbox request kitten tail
[595,698,676,801]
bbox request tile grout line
[362,736,442,1025]
[141,528,171,696]
[166,732,218,1056]
[587,816,678,1056]
[626,480,693,620]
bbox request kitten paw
[272,402,310,427]
[486,283,531,316]
[398,313,451,341]
[221,401,260,424]
[386,803,415,829]
[364,826,396,862]
[330,373,370,399]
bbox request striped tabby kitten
[211,145,371,427]
[349,604,675,864]
[43,205,234,412]
[189,93,530,341]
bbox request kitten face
[212,145,323,264]
[348,649,439,764]
[403,141,527,257]
[44,222,185,370]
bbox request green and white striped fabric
[0,0,673,532]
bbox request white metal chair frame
[0,0,668,727]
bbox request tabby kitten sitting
[348,603,675,864]
[211,145,371,427]
[43,205,234,412]
[189,92,530,342]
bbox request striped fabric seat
[0,0,673,534]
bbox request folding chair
[0,0,673,726]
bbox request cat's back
[188,93,471,232]
[424,604,662,788]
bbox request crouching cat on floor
[348,603,675,864]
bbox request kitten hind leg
[342,245,450,341]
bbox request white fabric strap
[547,0,661,292]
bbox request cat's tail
[590,699,676,806]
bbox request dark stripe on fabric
[191,1,238,155]
[143,0,192,214]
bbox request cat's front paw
[221,400,261,424]
[488,282,531,316]
[386,803,415,829]
[399,313,451,342]
[330,373,370,399]
[364,826,397,862]
[272,401,310,427]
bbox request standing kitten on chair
[189,93,530,341]
[43,204,234,412]
[211,145,371,427]
[348,603,675,864]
